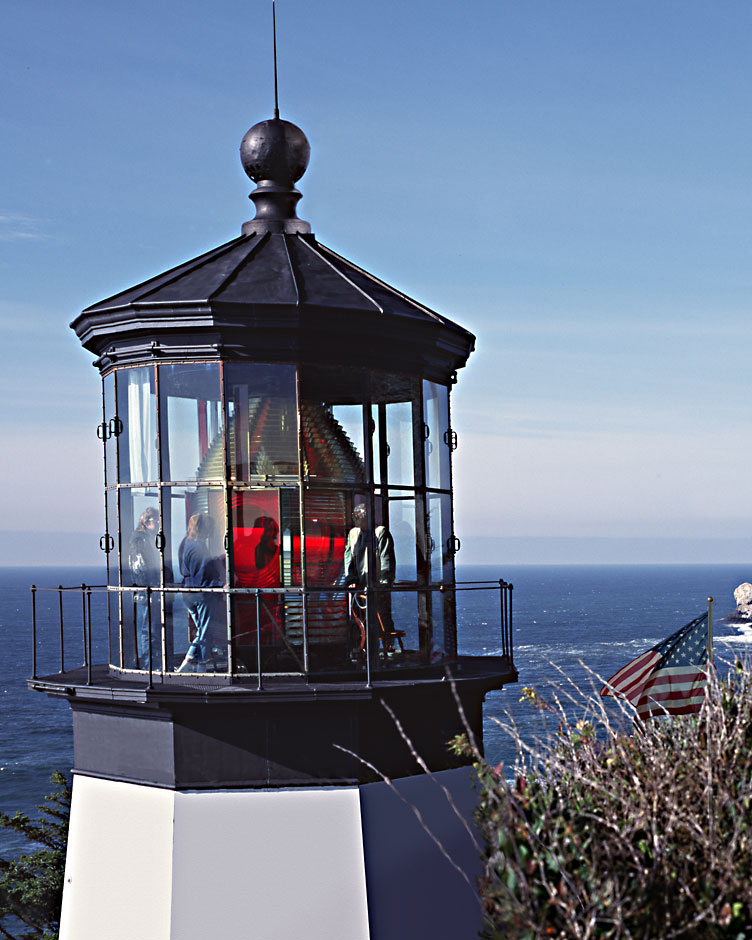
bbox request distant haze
[2,531,749,570]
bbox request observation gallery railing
[29,579,513,689]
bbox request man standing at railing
[344,504,397,653]
[128,507,161,668]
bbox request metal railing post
[132,593,139,669]
[86,587,93,686]
[364,587,372,689]
[160,587,167,679]
[255,590,263,691]
[146,587,154,690]
[58,586,65,674]
[302,589,310,676]
[107,579,112,668]
[118,588,125,670]
[498,579,506,657]
[508,582,514,664]
[226,586,234,677]
[31,585,37,680]
[80,583,87,666]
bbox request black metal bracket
[444,428,458,451]
[99,534,114,553]
[447,535,461,556]
[109,416,123,437]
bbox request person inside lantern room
[128,507,161,667]
[344,503,397,650]
[176,512,225,673]
[254,515,279,573]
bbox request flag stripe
[639,669,706,695]
[604,650,657,688]
[642,676,705,687]
[617,657,665,700]
[639,684,705,705]
[637,700,704,718]
[601,651,661,698]
[638,692,705,710]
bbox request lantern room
[71,116,492,682]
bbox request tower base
[60,768,484,940]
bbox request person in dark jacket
[344,504,395,589]
[128,507,161,667]
[344,503,397,651]
[176,513,224,672]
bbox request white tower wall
[59,768,483,940]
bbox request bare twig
[332,742,483,908]
[379,697,482,853]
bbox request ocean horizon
[1,533,751,567]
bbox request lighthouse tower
[30,107,516,940]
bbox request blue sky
[3,0,752,564]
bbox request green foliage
[0,772,70,940]
[466,663,752,939]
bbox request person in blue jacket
[175,512,224,672]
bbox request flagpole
[705,597,715,847]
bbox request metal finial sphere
[240,118,310,185]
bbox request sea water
[1,563,750,859]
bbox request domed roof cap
[240,117,311,235]
[240,118,310,185]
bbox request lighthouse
[29,100,517,940]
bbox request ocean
[2,562,750,859]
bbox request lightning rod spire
[273,0,279,119]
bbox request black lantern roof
[71,116,475,381]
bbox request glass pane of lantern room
[387,497,417,582]
[108,589,120,669]
[230,485,300,586]
[103,372,117,487]
[120,487,163,670]
[423,381,451,491]
[426,493,456,661]
[304,490,352,672]
[224,363,298,481]
[230,487,303,674]
[426,493,454,584]
[385,401,414,487]
[159,363,223,482]
[121,488,162,588]
[298,365,369,485]
[165,485,228,672]
[117,367,157,484]
[106,488,119,588]
[103,373,118,593]
[301,406,367,485]
[328,405,366,480]
[232,490,284,589]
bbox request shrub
[460,663,752,939]
[0,772,70,940]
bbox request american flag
[600,613,710,720]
